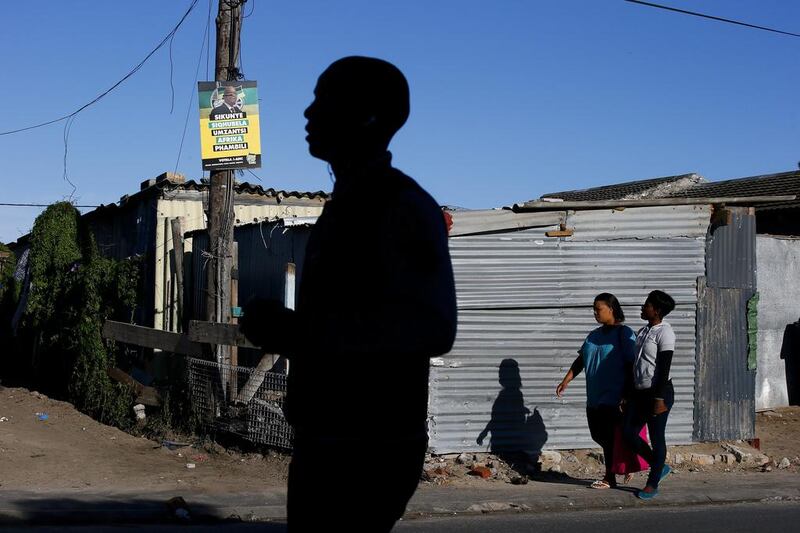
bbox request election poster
[198,81,261,171]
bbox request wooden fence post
[170,217,185,331]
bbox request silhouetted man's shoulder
[385,168,445,227]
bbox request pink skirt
[610,424,649,475]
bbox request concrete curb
[1,472,799,526]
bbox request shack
[434,177,793,453]
[180,171,796,454]
[659,170,800,409]
[7,172,327,330]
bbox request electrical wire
[227,1,241,81]
[0,0,201,137]
[206,0,212,80]
[0,203,100,208]
[174,0,214,175]
[625,0,800,38]
[168,33,177,114]
[62,115,78,197]
[244,0,255,19]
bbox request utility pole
[206,0,245,378]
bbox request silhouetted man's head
[304,56,410,164]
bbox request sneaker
[659,464,672,482]
[637,487,659,500]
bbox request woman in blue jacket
[556,293,636,489]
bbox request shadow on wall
[476,358,547,476]
[782,320,800,406]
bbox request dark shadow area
[782,320,800,405]
[527,471,599,487]
[475,359,619,488]
[476,359,548,478]
[1,496,287,530]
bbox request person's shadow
[477,359,547,477]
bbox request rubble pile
[421,440,799,486]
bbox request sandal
[622,473,634,484]
[590,479,613,489]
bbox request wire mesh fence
[187,357,294,450]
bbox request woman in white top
[623,290,676,500]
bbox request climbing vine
[0,243,15,301]
[15,202,141,428]
[0,243,17,349]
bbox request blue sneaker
[637,487,659,500]
[660,464,672,482]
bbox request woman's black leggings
[586,404,621,480]
[623,383,674,488]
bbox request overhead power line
[0,203,100,208]
[0,0,201,137]
[625,0,800,38]
[174,0,214,175]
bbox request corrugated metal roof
[539,174,701,202]
[531,170,800,212]
[86,178,327,222]
[115,174,329,208]
[668,170,800,210]
[153,179,329,201]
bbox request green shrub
[18,202,140,428]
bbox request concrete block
[690,453,715,466]
[539,451,562,465]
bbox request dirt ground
[0,384,798,493]
[0,386,289,493]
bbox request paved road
[395,501,800,532]
[3,501,799,532]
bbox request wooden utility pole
[206,0,245,380]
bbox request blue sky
[1,0,798,243]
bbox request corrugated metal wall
[186,221,312,326]
[429,205,710,453]
[156,197,323,331]
[235,221,312,305]
[694,207,757,440]
[694,279,756,441]
[706,208,756,290]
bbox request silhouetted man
[240,56,457,532]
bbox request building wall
[694,280,756,441]
[756,235,800,409]
[429,205,710,453]
[693,208,757,441]
[187,221,312,323]
[154,197,323,331]
[85,199,158,326]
